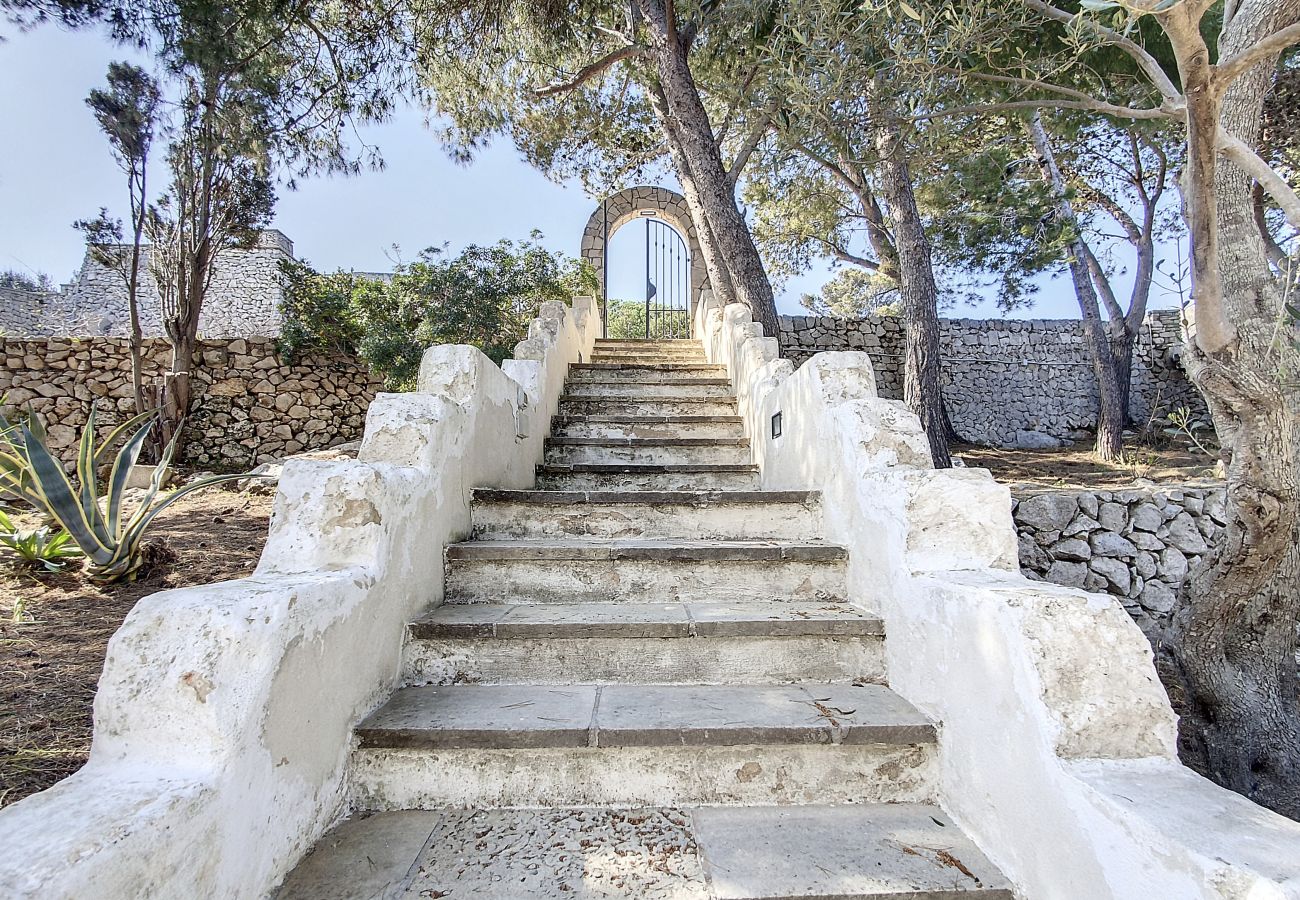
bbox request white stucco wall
[0,298,600,898]
[695,290,1300,900]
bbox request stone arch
[580,186,707,329]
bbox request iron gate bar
[643,217,690,340]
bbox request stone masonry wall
[1013,484,1226,636]
[0,337,381,468]
[0,230,292,339]
[778,310,1207,447]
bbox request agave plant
[0,406,253,582]
[0,507,83,573]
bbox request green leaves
[279,237,597,390]
[0,508,83,574]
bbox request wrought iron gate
[644,218,690,339]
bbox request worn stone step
[549,414,746,440]
[444,539,847,603]
[543,437,751,467]
[556,396,739,418]
[403,600,886,686]
[536,463,761,491]
[588,356,709,367]
[471,489,821,540]
[594,339,701,347]
[350,683,936,808]
[573,361,724,370]
[588,350,708,361]
[564,380,734,400]
[278,803,1013,900]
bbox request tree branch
[1022,0,1184,102]
[726,113,772,187]
[532,46,648,97]
[917,98,1177,121]
[1214,21,1300,90]
[1217,130,1300,230]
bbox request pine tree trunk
[872,96,951,468]
[637,0,780,337]
[1161,0,1300,818]
[648,85,738,310]
[1027,113,1125,460]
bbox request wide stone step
[588,355,709,366]
[569,363,727,381]
[278,803,1013,900]
[589,349,708,360]
[444,538,847,603]
[543,437,751,466]
[594,339,701,348]
[556,396,739,418]
[563,380,734,399]
[471,488,821,540]
[549,414,746,440]
[403,600,886,685]
[536,463,760,491]
[350,683,936,808]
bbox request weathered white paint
[695,289,1300,900]
[0,298,601,899]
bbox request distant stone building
[0,229,293,338]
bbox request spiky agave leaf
[20,424,115,565]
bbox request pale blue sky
[0,21,1183,320]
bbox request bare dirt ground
[0,488,274,808]
[957,442,1221,491]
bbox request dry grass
[957,441,1220,491]
[0,488,274,808]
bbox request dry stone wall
[778,310,1207,447]
[0,337,381,467]
[0,230,292,339]
[1012,484,1226,636]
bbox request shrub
[279,234,597,389]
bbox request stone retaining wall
[778,310,1208,447]
[1013,484,1225,635]
[0,230,291,338]
[0,336,381,468]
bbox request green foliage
[0,508,83,573]
[0,270,53,292]
[605,298,648,340]
[280,235,597,389]
[0,406,252,582]
[801,268,902,318]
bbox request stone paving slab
[545,437,750,447]
[693,804,1015,899]
[356,685,597,750]
[357,684,932,751]
[495,602,693,639]
[687,601,885,637]
[446,539,847,562]
[473,489,819,505]
[276,805,1011,899]
[594,684,932,748]
[402,808,709,899]
[410,602,882,641]
[274,809,439,900]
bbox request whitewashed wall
[696,290,1300,900]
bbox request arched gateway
[580,186,708,337]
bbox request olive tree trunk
[1161,0,1300,818]
[1028,112,1126,460]
[637,0,780,337]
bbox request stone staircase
[278,340,1012,899]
